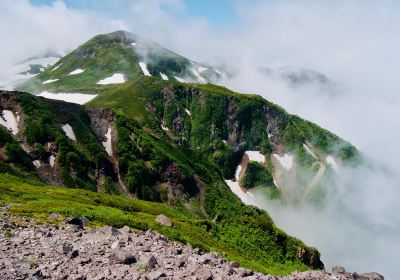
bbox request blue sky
[29,0,238,26]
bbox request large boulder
[155,214,172,227]
[109,249,136,265]
[67,217,90,229]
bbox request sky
[1,0,400,278]
[29,0,238,26]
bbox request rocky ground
[0,204,384,280]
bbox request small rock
[176,255,188,267]
[111,239,126,250]
[70,249,79,259]
[332,266,346,274]
[99,226,121,237]
[140,255,157,269]
[238,268,254,277]
[118,225,132,234]
[68,217,90,229]
[147,270,166,280]
[356,272,385,280]
[48,213,60,220]
[155,214,172,227]
[58,244,73,255]
[109,249,136,265]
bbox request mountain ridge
[0,30,368,277]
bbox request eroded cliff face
[133,82,354,206]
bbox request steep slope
[89,77,360,206]
[0,90,323,275]
[17,31,221,98]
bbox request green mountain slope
[17,31,220,95]
[0,90,323,275]
[89,77,359,204]
[1,30,362,276]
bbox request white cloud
[0,0,124,84]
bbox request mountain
[259,66,332,90]
[88,77,359,205]
[17,31,221,99]
[0,30,363,276]
[0,89,324,275]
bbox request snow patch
[160,72,168,80]
[49,155,55,168]
[184,108,191,116]
[68,68,85,75]
[245,151,266,164]
[33,160,41,168]
[38,91,97,105]
[326,156,339,172]
[198,66,208,73]
[225,180,257,206]
[51,63,62,71]
[42,79,59,84]
[191,68,206,83]
[174,76,186,83]
[139,62,151,76]
[102,127,113,157]
[0,110,19,135]
[61,124,76,141]
[273,177,279,188]
[235,165,242,181]
[161,124,169,131]
[96,73,125,85]
[273,154,293,170]
[303,143,318,159]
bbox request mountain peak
[94,30,138,43]
[17,31,222,95]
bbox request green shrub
[242,162,274,189]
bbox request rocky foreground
[0,207,383,280]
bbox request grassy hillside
[17,31,220,95]
[0,90,325,274]
[0,174,321,275]
[89,77,358,176]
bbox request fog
[1,0,400,278]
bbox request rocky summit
[0,204,384,280]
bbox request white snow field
[61,124,77,141]
[102,127,113,157]
[38,91,98,105]
[160,72,168,80]
[139,62,151,76]
[0,110,19,135]
[42,79,59,84]
[68,68,85,75]
[96,73,125,85]
[245,151,266,164]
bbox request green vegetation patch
[0,172,322,275]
